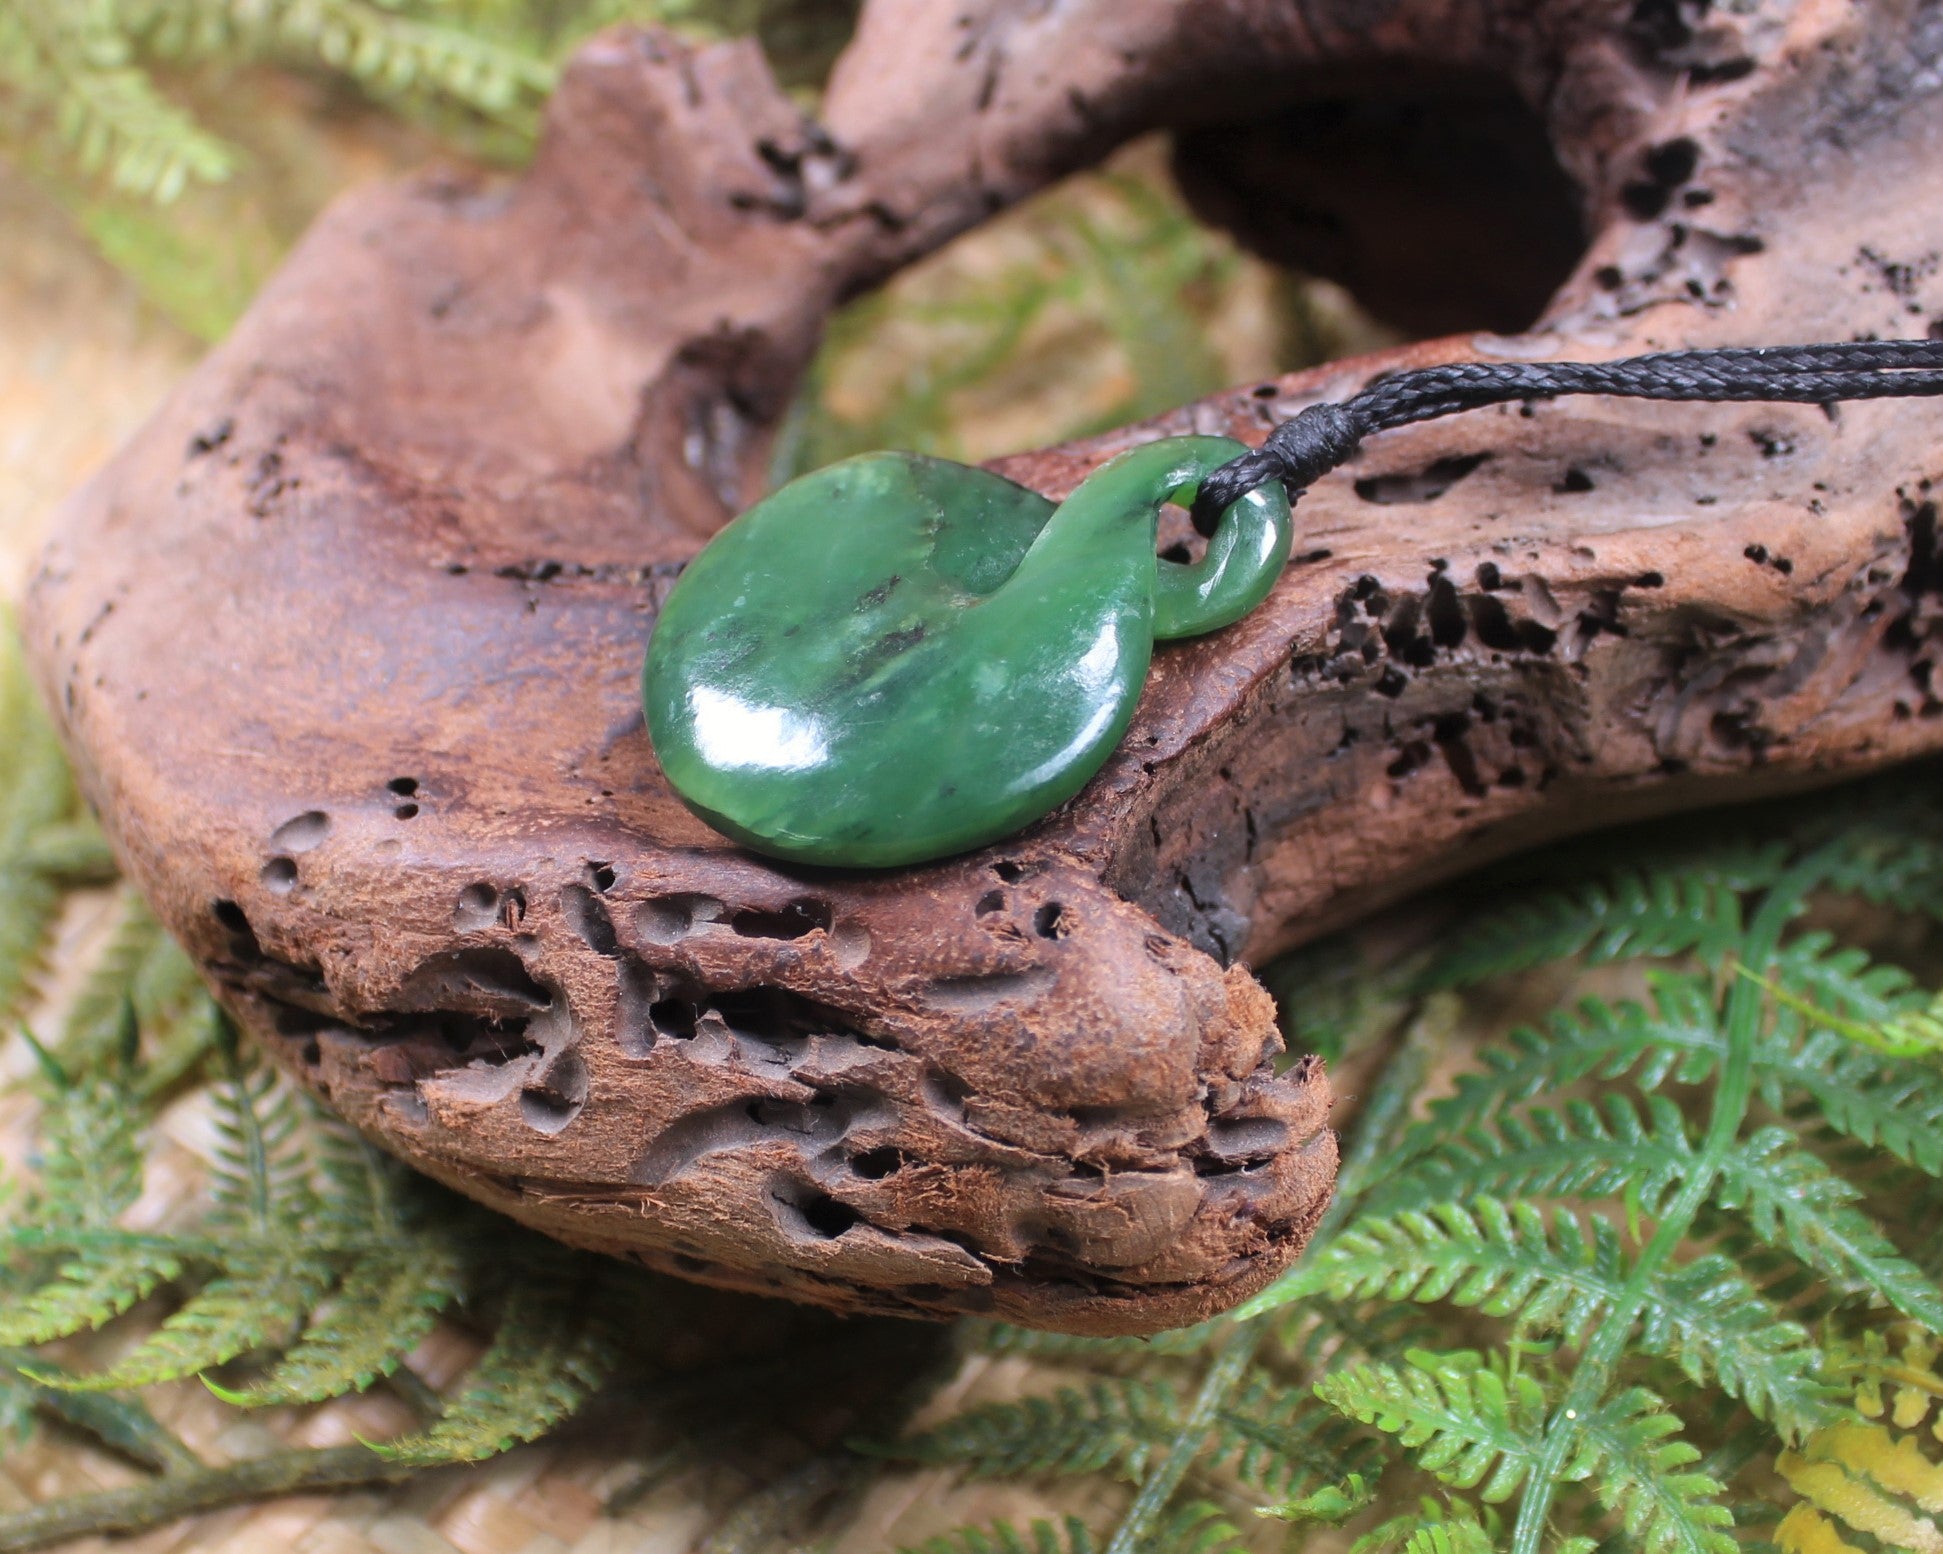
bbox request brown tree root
[23,0,1943,1333]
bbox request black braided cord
[1189,338,1943,535]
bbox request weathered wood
[23,0,1943,1333]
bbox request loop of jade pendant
[642,435,1293,869]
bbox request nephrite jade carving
[645,438,1290,867]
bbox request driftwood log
[22,0,1943,1334]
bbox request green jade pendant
[643,436,1292,868]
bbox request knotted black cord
[1189,338,1943,535]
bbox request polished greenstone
[643,435,1291,868]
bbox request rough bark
[22,0,1943,1333]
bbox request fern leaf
[1717,1129,1943,1328]
[214,1244,462,1407]
[1401,1518,1495,1554]
[12,818,115,882]
[1315,1349,1548,1502]
[382,1262,621,1464]
[1777,1421,1943,1553]
[1389,975,1943,1179]
[0,620,85,1024]
[1213,1372,1385,1499]
[1762,1028,1943,1176]
[1347,1497,1494,1554]
[1255,1198,1832,1435]
[0,1244,185,1346]
[1840,1325,1943,1435]
[1775,1504,1867,1554]
[195,0,554,117]
[1274,1294,1451,1371]
[899,1516,1098,1554]
[1362,1093,1697,1221]
[1418,861,1754,989]
[1386,974,1722,1164]
[969,1318,1223,1362]
[876,1377,1177,1480]
[0,866,62,1030]
[1576,1387,1736,1554]
[1141,1501,1247,1554]
[34,1071,145,1228]
[14,6,235,199]
[208,1034,316,1233]
[1770,932,1929,1032]
[57,1254,333,1389]
[1260,1471,1378,1524]
[60,891,204,1073]
[1812,782,1943,918]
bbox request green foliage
[900,1517,1099,1554]
[3,1,860,337]
[1,0,553,204]
[0,617,113,1030]
[2,1000,626,1436]
[1316,1349,1547,1502]
[879,1378,1180,1482]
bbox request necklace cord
[1188,338,1943,536]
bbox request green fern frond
[13,820,116,882]
[214,1244,463,1407]
[1400,1515,1496,1554]
[876,1377,1178,1481]
[1348,1497,1493,1554]
[1259,1470,1378,1524]
[1746,926,1943,1058]
[0,1244,186,1346]
[1254,1198,1832,1434]
[0,620,86,1026]
[8,4,236,200]
[55,1253,334,1389]
[1273,1295,1452,1371]
[1387,973,1943,1180]
[1362,1091,1943,1330]
[381,1259,622,1464]
[1810,780,1943,918]
[1716,1129,1943,1328]
[1576,1387,1736,1554]
[1314,1349,1548,1502]
[60,891,208,1076]
[190,1,555,119]
[1387,974,1722,1161]
[1361,1093,1698,1221]
[32,1062,145,1228]
[207,1030,317,1233]
[1212,1371,1385,1498]
[1418,857,1762,990]
[968,1316,1226,1362]
[1770,932,1927,1030]
[898,1516,1098,1554]
[1758,1026,1943,1176]
[2,0,575,210]
[1141,1501,1248,1554]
